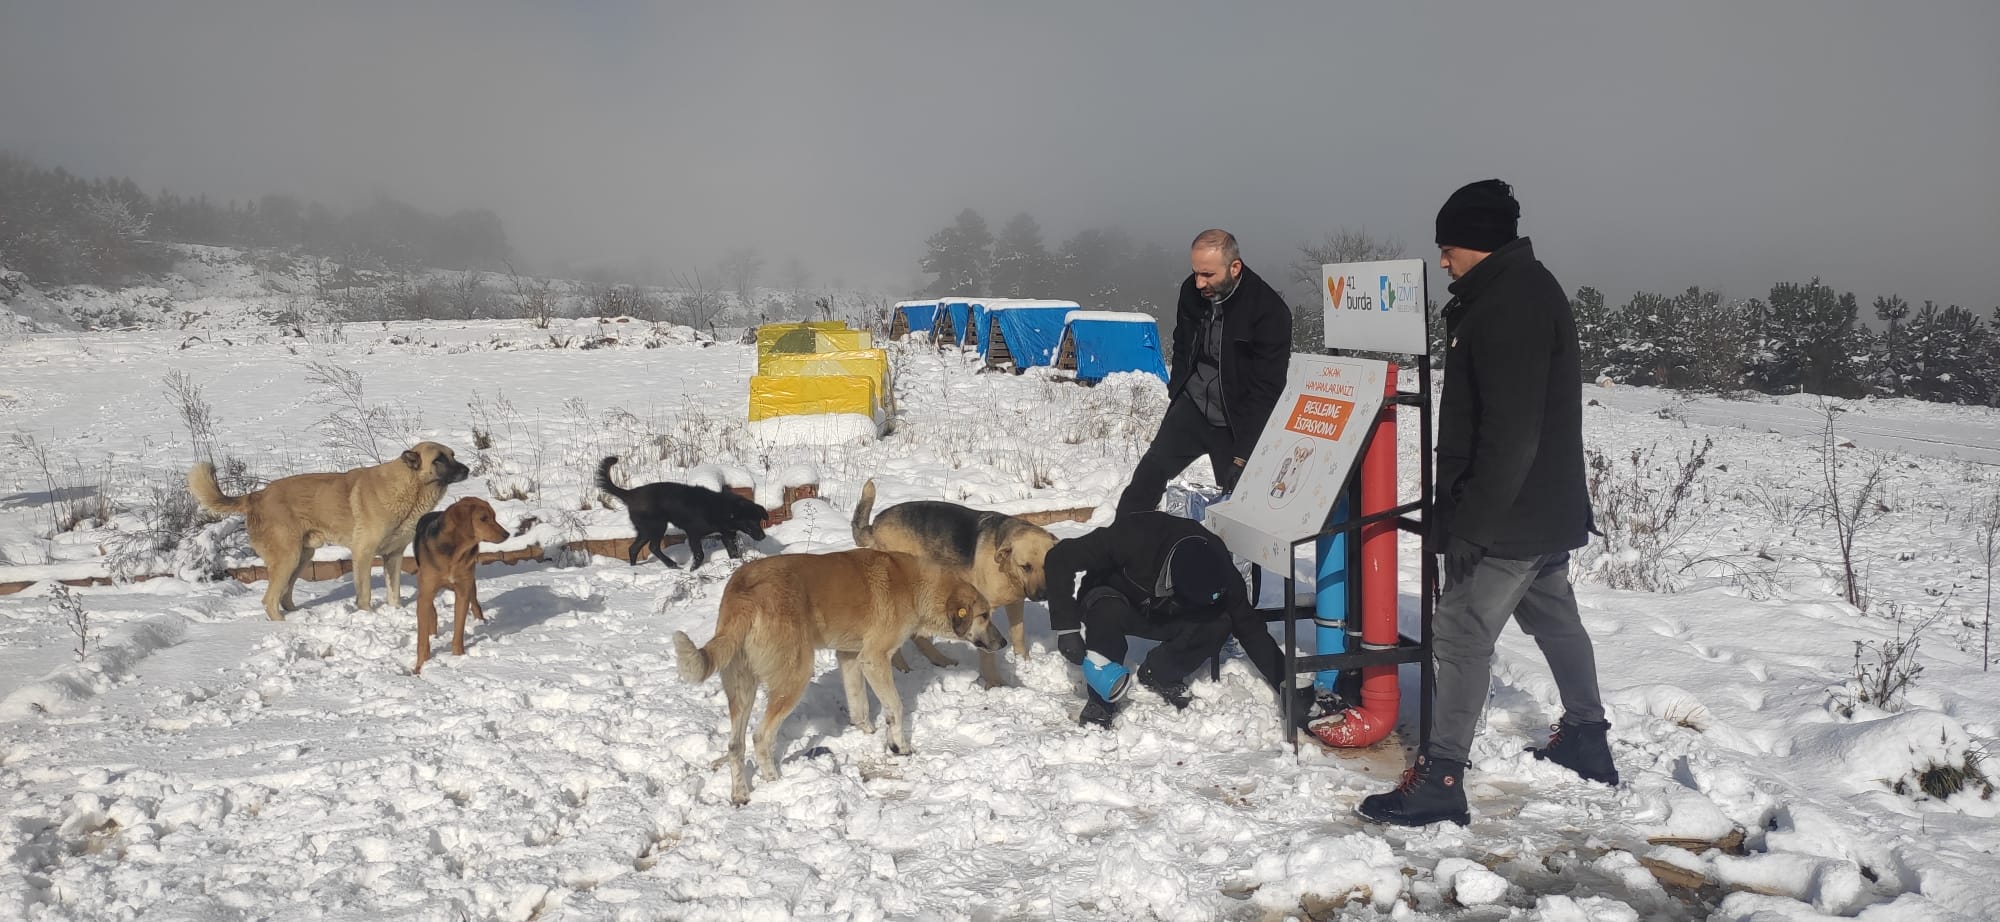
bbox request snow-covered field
[3,298,1999,919]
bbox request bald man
[1116,229,1293,516]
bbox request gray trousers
[1429,551,1605,764]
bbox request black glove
[1055,630,1087,665]
[1442,535,1485,586]
[1220,457,1246,492]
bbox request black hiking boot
[1357,755,1471,827]
[1138,665,1192,710]
[1078,689,1119,729]
[1287,684,1324,729]
[1528,720,1619,786]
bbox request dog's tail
[187,463,249,515]
[677,584,754,682]
[849,478,878,548]
[595,455,632,506]
[673,625,742,684]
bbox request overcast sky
[3,1,1994,309]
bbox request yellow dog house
[748,322,892,440]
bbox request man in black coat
[1044,511,1317,728]
[1358,179,1616,829]
[1114,229,1292,516]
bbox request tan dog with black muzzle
[189,442,469,620]
[673,548,1003,805]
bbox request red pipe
[1311,364,1400,748]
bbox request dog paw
[854,721,876,734]
[888,740,912,757]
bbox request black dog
[595,456,769,568]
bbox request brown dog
[189,442,470,620]
[673,548,1003,805]
[850,479,1056,686]
[410,497,508,673]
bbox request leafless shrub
[507,263,557,329]
[1814,403,1890,609]
[1833,604,1939,716]
[668,269,729,331]
[592,284,655,321]
[8,433,113,536]
[106,480,205,579]
[50,583,93,661]
[162,370,217,464]
[1581,437,1714,593]
[663,397,744,468]
[303,361,423,466]
[1978,491,2000,670]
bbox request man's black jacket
[1166,265,1292,461]
[1432,237,1591,558]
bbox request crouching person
[1044,511,1317,728]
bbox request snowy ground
[2,309,1998,920]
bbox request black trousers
[1079,587,1232,681]
[1115,396,1238,516]
[1078,585,1292,691]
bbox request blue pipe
[1313,495,1349,694]
[1082,651,1131,703]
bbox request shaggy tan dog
[189,442,469,620]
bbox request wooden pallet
[984,318,1014,370]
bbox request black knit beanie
[1167,538,1235,608]
[1435,179,1520,252]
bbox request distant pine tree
[1570,286,1614,382]
[919,208,993,296]
[989,212,1053,299]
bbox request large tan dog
[850,479,1056,686]
[673,548,1003,805]
[189,442,470,621]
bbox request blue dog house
[891,300,940,339]
[1056,311,1169,384]
[983,300,1081,371]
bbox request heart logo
[1326,275,1345,305]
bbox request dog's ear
[402,449,422,469]
[948,583,989,622]
[996,539,1038,575]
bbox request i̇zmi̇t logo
[1377,273,1419,314]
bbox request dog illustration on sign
[1268,439,1317,504]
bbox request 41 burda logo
[1326,275,1375,312]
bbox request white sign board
[1321,258,1430,356]
[1203,355,1390,573]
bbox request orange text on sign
[1284,395,1353,440]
